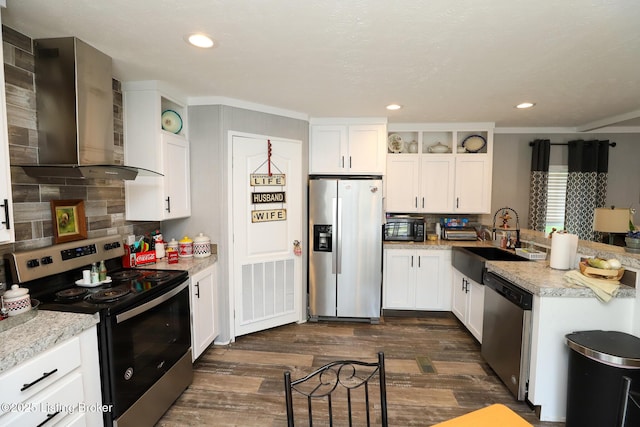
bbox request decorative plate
[161,110,183,134]
[387,134,404,153]
[461,135,487,153]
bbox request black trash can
[565,330,640,427]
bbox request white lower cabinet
[0,327,102,426]
[451,267,484,342]
[383,249,452,311]
[190,264,219,361]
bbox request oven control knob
[26,258,40,268]
[124,367,134,381]
[41,256,53,265]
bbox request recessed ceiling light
[187,33,215,48]
[516,102,535,109]
[386,104,402,110]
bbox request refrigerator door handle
[336,197,342,274]
[331,197,338,274]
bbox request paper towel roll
[550,231,579,270]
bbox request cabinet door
[347,125,385,174]
[385,156,420,212]
[420,156,455,213]
[454,155,491,213]
[309,125,347,174]
[414,252,443,310]
[451,268,467,323]
[414,250,452,311]
[0,26,13,244]
[163,133,191,219]
[467,278,485,343]
[383,249,416,309]
[190,265,218,360]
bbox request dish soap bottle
[99,260,107,281]
[90,262,99,284]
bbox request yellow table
[432,404,533,427]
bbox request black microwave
[383,215,425,242]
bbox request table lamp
[593,207,629,245]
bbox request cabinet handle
[415,197,418,208]
[195,281,200,298]
[418,256,421,268]
[341,156,345,168]
[1,199,10,230]
[422,197,425,209]
[165,196,171,213]
[21,369,58,391]
[349,156,352,168]
[36,411,61,426]
[411,255,414,267]
[456,197,459,209]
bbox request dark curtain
[565,140,609,240]
[528,139,550,231]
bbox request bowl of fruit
[579,257,624,281]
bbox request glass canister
[178,235,193,258]
[193,233,211,258]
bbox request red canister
[167,250,179,264]
[178,236,193,258]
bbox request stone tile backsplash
[0,25,159,283]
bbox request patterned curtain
[528,139,550,231]
[564,140,609,240]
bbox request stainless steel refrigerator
[308,176,383,321]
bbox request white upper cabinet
[385,124,493,214]
[309,118,387,175]
[123,81,191,221]
[0,13,14,244]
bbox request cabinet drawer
[0,371,85,426]
[0,336,82,414]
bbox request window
[544,165,568,233]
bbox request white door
[231,133,303,337]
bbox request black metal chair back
[618,376,640,427]
[284,352,388,427]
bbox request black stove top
[36,268,189,315]
[7,236,189,316]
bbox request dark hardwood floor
[158,313,564,426]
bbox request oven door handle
[116,280,189,324]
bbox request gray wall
[488,132,640,230]
[163,105,309,343]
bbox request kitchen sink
[452,246,528,284]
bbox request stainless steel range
[7,236,193,427]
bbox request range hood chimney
[19,37,159,180]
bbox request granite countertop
[384,233,638,299]
[485,260,636,298]
[139,254,217,275]
[0,311,99,375]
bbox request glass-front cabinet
[385,124,493,214]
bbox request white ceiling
[3,0,640,129]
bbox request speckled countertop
[485,260,636,298]
[148,254,217,274]
[0,254,218,375]
[0,311,99,374]
[384,230,638,298]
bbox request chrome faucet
[492,207,521,248]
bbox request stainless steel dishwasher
[482,271,533,401]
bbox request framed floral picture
[50,199,88,244]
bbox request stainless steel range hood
[19,37,160,180]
